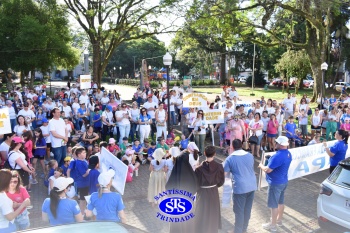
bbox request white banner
[218,101,252,114]
[0,108,11,134]
[183,93,209,108]
[259,141,340,189]
[204,109,224,124]
[80,75,91,89]
[99,147,128,195]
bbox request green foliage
[245,73,266,87]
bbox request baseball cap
[64,156,71,162]
[88,156,99,169]
[98,169,115,187]
[12,136,24,144]
[53,177,74,192]
[126,149,135,155]
[108,138,116,144]
[106,105,112,111]
[42,118,48,123]
[275,136,289,146]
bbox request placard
[0,108,11,134]
[204,109,224,124]
[183,93,208,108]
[80,75,91,89]
[99,147,128,195]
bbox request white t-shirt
[152,95,159,105]
[115,110,131,126]
[49,118,66,148]
[176,98,183,110]
[254,107,263,116]
[0,192,14,228]
[143,101,158,119]
[100,96,109,105]
[71,87,79,95]
[0,142,10,155]
[72,103,80,115]
[62,106,72,117]
[66,123,72,137]
[40,125,51,143]
[8,106,16,119]
[187,112,197,128]
[9,151,27,170]
[17,109,35,127]
[130,109,140,122]
[169,96,178,111]
[48,176,57,195]
[156,109,166,123]
[261,117,269,131]
[102,111,113,125]
[249,119,263,136]
[79,95,89,106]
[14,125,31,136]
[282,98,294,112]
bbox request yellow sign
[80,75,91,89]
[0,108,11,134]
[183,93,208,108]
[204,109,224,124]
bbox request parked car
[308,81,329,89]
[334,82,350,92]
[317,158,350,232]
[238,76,247,83]
[49,77,63,81]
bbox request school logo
[154,189,196,222]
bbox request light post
[113,67,116,84]
[48,68,51,94]
[321,62,328,109]
[250,43,256,96]
[119,66,122,78]
[163,52,172,132]
[133,56,136,79]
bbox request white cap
[275,136,289,146]
[53,177,74,192]
[98,169,115,187]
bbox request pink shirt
[267,120,278,134]
[6,187,30,213]
[24,140,33,160]
[340,123,350,131]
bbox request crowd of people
[0,81,349,233]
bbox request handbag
[248,134,259,144]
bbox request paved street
[26,82,330,232]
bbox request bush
[245,73,266,87]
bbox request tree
[63,0,181,86]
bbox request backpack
[3,152,17,170]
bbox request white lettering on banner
[204,109,224,124]
[99,147,128,195]
[183,93,208,108]
[80,75,91,89]
[218,101,252,114]
[0,108,11,134]
[258,141,345,189]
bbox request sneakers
[262,222,277,232]
[134,168,139,177]
[142,159,147,165]
[264,146,268,151]
[31,179,38,185]
[270,218,283,226]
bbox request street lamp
[119,66,122,78]
[321,62,328,109]
[48,68,51,94]
[163,52,172,133]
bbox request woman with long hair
[129,101,140,142]
[35,108,46,128]
[248,113,264,157]
[13,115,30,137]
[266,114,279,152]
[191,110,207,154]
[310,108,322,140]
[147,149,166,207]
[33,128,47,178]
[323,130,349,173]
[155,102,167,139]
[138,107,152,144]
[0,133,15,168]
[81,125,99,158]
[42,177,83,225]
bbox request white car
[238,76,247,83]
[317,158,350,232]
[308,81,329,89]
[334,82,350,92]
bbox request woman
[147,149,166,207]
[226,115,245,153]
[186,107,197,141]
[311,108,322,139]
[42,177,83,225]
[138,107,152,144]
[323,130,349,173]
[187,142,200,170]
[194,146,225,233]
[116,103,131,145]
[114,91,123,106]
[155,102,167,139]
[129,101,140,142]
[275,107,284,137]
[265,98,274,116]
[6,170,31,231]
[108,97,118,110]
[0,133,15,168]
[35,107,46,128]
[77,102,90,129]
[316,93,324,109]
[325,108,338,140]
[6,100,17,131]
[71,97,80,130]
[81,125,99,158]
[298,98,309,113]
[87,96,95,125]
[13,115,30,137]
[86,170,126,223]
[69,92,76,105]
[248,113,264,157]
[321,109,329,135]
[8,137,35,188]
[191,110,207,154]
[0,169,30,233]
[267,114,279,152]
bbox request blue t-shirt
[148,147,156,158]
[329,98,337,105]
[61,165,69,177]
[180,139,190,149]
[68,160,77,180]
[87,192,125,222]
[48,168,55,178]
[329,140,348,166]
[284,122,297,138]
[93,113,102,128]
[78,108,89,121]
[223,150,257,194]
[266,149,292,185]
[34,138,46,157]
[340,114,350,123]
[132,144,142,153]
[42,198,81,226]
[74,159,89,188]
[89,169,100,194]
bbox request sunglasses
[10,181,18,184]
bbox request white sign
[0,108,11,134]
[99,147,128,195]
[258,141,340,189]
[183,93,208,108]
[204,109,224,124]
[218,101,252,114]
[80,75,91,89]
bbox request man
[70,83,79,95]
[143,95,158,139]
[282,93,294,120]
[224,139,256,233]
[258,136,292,232]
[79,90,89,106]
[17,102,36,128]
[49,107,68,167]
[254,100,263,116]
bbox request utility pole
[133,56,136,78]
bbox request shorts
[267,133,277,138]
[226,139,231,146]
[257,134,264,145]
[267,183,288,208]
[311,125,321,130]
[94,127,101,133]
[77,187,89,200]
[15,209,30,230]
[33,154,45,160]
[46,143,51,149]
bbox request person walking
[258,136,292,232]
[49,108,68,167]
[224,139,257,233]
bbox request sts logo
[159,198,192,215]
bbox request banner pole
[211,124,215,146]
[258,151,265,191]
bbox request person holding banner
[323,129,349,173]
[258,136,292,232]
[191,110,208,154]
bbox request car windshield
[328,165,350,188]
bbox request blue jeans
[51,146,67,167]
[130,123,138,142]
[74,118,80,131]
[233,191,255,233]
[267,183,288,208]
[170,111,176,125]
[119,124,130,145]
[10,119,16,132]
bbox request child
[122,149,140,176]
[308,135,321,145]
[168,127,175,140]
[64,117,73,144]
[284,116,297,148]
[261,111,269,151]
[61,156,71,177]
[123,160,133,183]
[147,148,166,207]
[66,144,73,158]
[147,141,157,162]
[40,118,51,162]
[156,138,169,153]
[88,156,100,194]
[107,138,121,157]
[48,167,63,195]
[340,118,350,133]
[165,147,180,181]
[179,132,192,151]
[93,108,102,137]
[132,139,146,164]
[33,128,47,179]
[165,134,174,147]
[119,137,129,155]
[23,131,36,190]
[67,146,79,180]
[298,109,308,139]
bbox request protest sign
[80,75,91,89]
[204,109,224,124]
[183,93,208,108]
[218,101,252,114]
[258,140,341,189]
[0,108,11,134]
[99,147,128,195]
